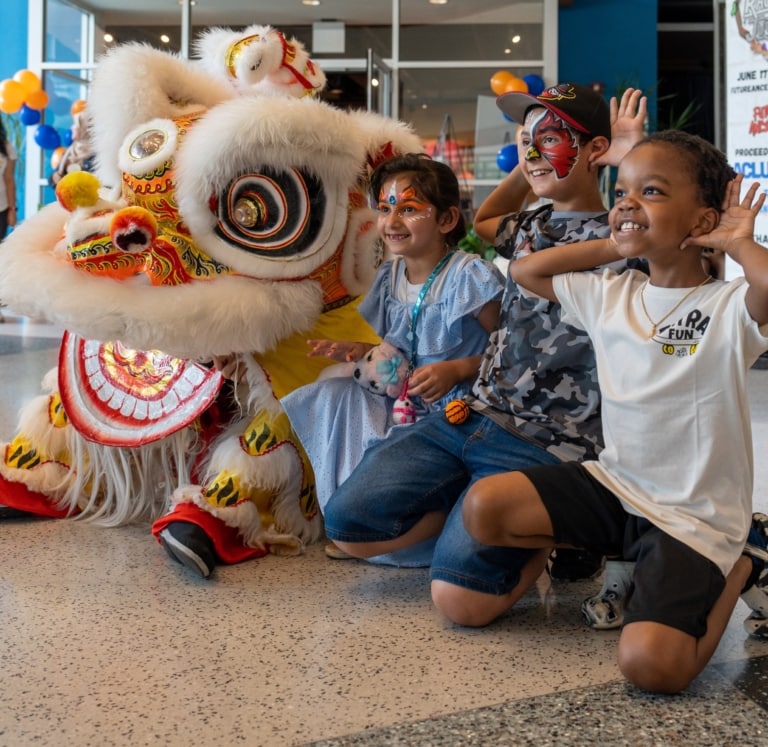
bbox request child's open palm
[597,88,647,168]
[682,175,766,258]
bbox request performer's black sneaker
[159,521,216,579]
[0,504,33,519]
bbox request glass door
[367,49,393,116]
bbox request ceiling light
[302,0,321,6]
[104,33,114,43]
[512,34,521,43]
[429,0,449,5]
[160,34,170,43]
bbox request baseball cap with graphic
[496,82,611,141]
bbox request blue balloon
[523,74,546,96]
[34,123,61,150]
[19,104,41,126]
[61,128,73,147]
[496,143,519,173]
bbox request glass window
[45,0,93,64]
[400,23,542,63]
[39,68,93,203]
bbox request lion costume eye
[213,166,328,259]
[120,118,181,176]
[128,129,168,160]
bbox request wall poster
[726,1,768,278]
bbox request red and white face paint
[523,108,581,179]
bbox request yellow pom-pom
[445,398,470,425]
[56,171,101,212]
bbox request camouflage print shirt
[468,204,614,462]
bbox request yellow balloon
[503,77,529,94]
[490,71,515,96]
[13,69,42,94]
[71,99,87,116]
[25,89,49,110]
[0,80,25,113]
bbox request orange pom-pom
[55,171,101,212]
[445,398,470,425]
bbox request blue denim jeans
[323,410,560,595]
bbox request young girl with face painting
[281,153,504,560]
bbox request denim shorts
[323,410,560,595]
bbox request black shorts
[521,463,726,637]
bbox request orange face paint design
[377,181,433,221]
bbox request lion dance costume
[0,26,422,577]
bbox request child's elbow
[510,260,554,301]
[509,259,533,290]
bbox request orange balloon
[51,146,66,170]
[0,79,26,112]
[25,89,49,110]
[13,69,42,94]
[0,97,21,114]
[71,99,87,116]
[490,71,515,96]
[503,77,529,94]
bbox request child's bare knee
[431,580,509,627]
[462,477,514,546]
[617,637,694,694]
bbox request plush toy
[352,340,409,398]
[353,343,418,424]
[318,340,418,425]
[0,34,422,575]
[195,24,326,98]
[391,382,418,425]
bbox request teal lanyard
[406,250,454,373]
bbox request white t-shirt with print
[554,268,768,576]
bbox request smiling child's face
[609,142,710,260]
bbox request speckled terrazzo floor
[2,313,768,747]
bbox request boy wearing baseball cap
[472,82,646,628]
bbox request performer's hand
[212,354,244,381]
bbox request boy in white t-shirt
[462,130,768,694]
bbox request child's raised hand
[597,88,647,168]
[306,339,371,362]
[682,174,766,258]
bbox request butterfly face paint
[377,180,433,222]
[524,108,580,179]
